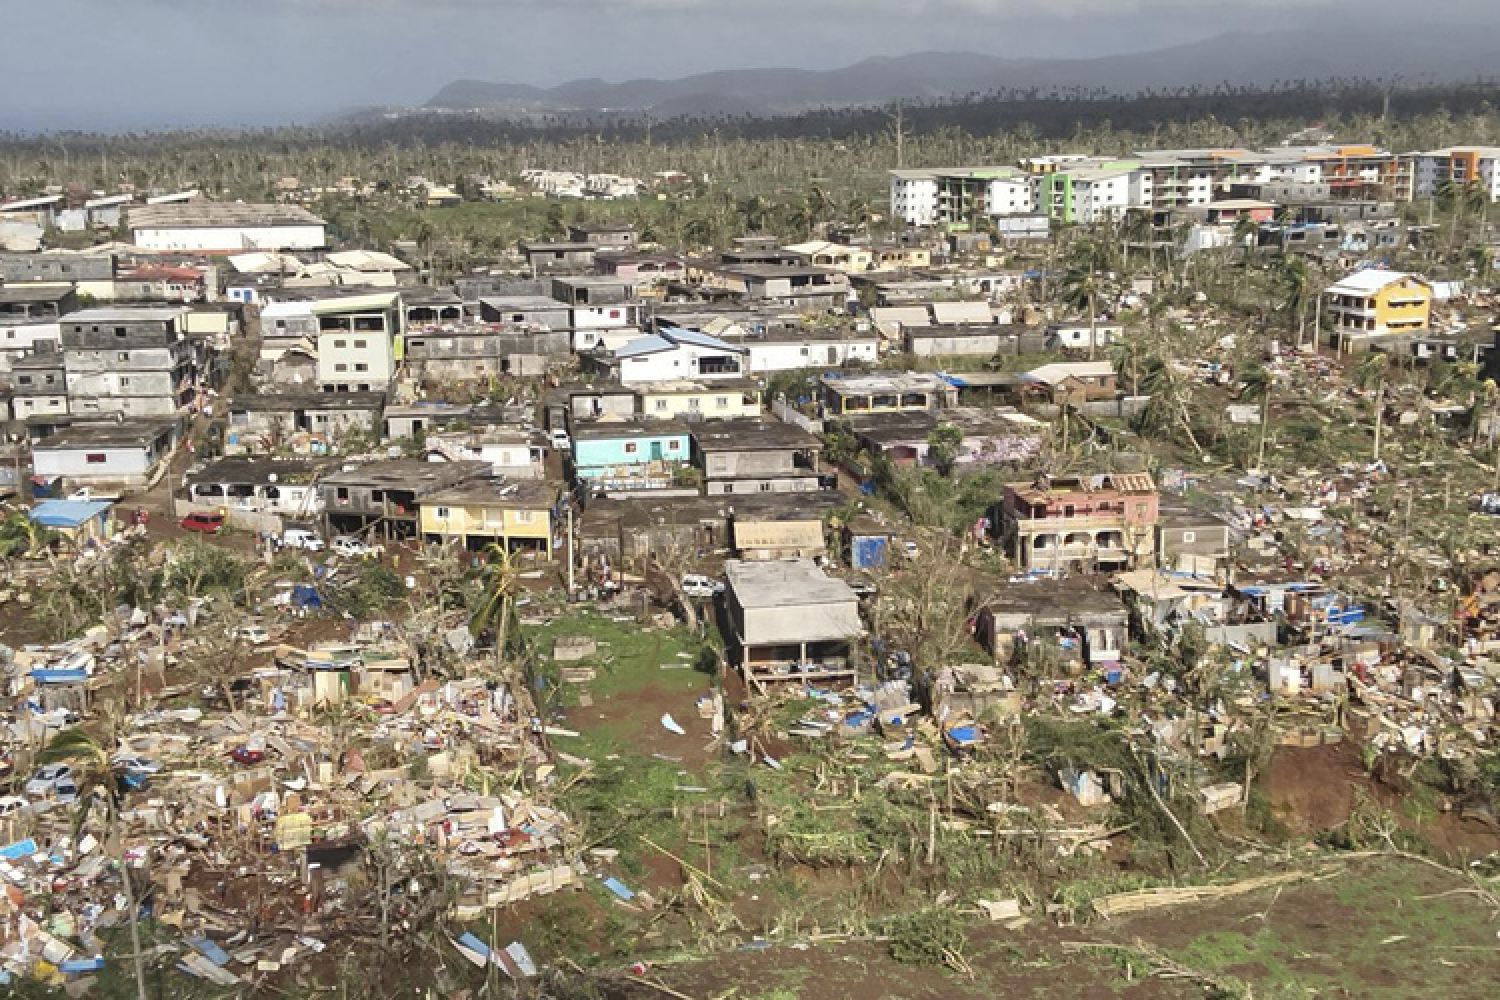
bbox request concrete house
[314,293,401,392]
[997,472,1159,573]
[60,306,194,418]
[0,285,77,325]
[973,578,1129,670]
[225,391,385,455]
[569,223,638,250]
[723,558,864,691]
[320,459,491,539]
[1324,269,1432,353]
[686,261,851,312]
[9,350,70,421]
[419,478,557,555]
[820,372,957,416]
[31,419,177,490]
[572,419,691,494]
[691,417,822,496]
[1045,322,1125,352]
[404,323,567,381]
[179,457,327,522]
[1021,361,1120,405]
[0,320,62,373]
[520,240,597,275]
[635,379,764,421]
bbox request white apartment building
[1069,169,1134,223]
[1412,147,1500,201]
[889,170,940,226]
[312,293,401,393]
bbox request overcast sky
[5,0,1496,131]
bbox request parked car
[549,428,571,451]
[111,755,162,776]
[280,528,325,551]
[180,512,226,534]
[230,745,265,766]
[0,795,28,819]
[680,574,724,599]
[25,764,75,799]
[332,535,375,558]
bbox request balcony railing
[1013,514,1128,532]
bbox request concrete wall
[133,224,325,252]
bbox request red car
[181,512,226,534]
[230,745,265,766]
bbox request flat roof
[690,417,818,452]
[320,459,491,488]
[29,498,114,527]
[572,418,688,439]
[424,478,556,508]
[0,286,73,305]
[186,457,326,485]
[62,306,189,324]
[820,372,950,393]
[127,203,325,229]
[725,558,860,610]
[34,419,175,450]
[228,391,386,412]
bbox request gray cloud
[4,0,1496,130]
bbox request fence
[773,396,823,434]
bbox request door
[650,441,664,461]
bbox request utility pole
[566,504,575,596]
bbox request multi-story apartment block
[60,306,194,418]
[1412,147,1500,201]
[889,167,1034,226]
[1323,269,1432,353]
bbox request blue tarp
[0,838,37,860]
[31,668,89,684]
[602,877,635,901]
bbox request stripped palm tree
[39,725,148,1000]
[1236,366,1275,472]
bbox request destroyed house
[690,417,822,495]
[320,459,491,539]
[520,240,597,274]
[723,558,864,690]
[842,408,1045,468]
[1021,361,1119,404]
[577,491,844,567]
[998,473,1158,573]
[225,392,385,455]
[973,578,1129,669]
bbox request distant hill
[421,25,1498,118]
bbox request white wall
[619,345,744,383]
[318,331,393,388]
[133,224,326,252]
[11,395,68,419]
[34,445,154,483]
[985,179,1034,216]
[746,339,879,373]
[890,175,938,226]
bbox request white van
[281,529,325,551]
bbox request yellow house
[870,245,932,270]
[636,379,763,420]
[1324,269,1432,353]
[419,479,556,554]
[783,241,873,274]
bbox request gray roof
[63,306,188,324]
[691,417,818,452]
[128,203,324,229]
[725,559,863,642]
[33,419,175,450]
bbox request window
[668,440,681,451]
[609,309,620,319]
[335,363,348,372]
[16,376,31,386]
[86,453,107,464]
[275,320,287,330]
[353,339,367,349]
[114,327,126,337]
[353,363,369,372]
[336,487,350,501]
[716,396,729,409]
[688,398,701,410]
[759,482,773,492]
[118,352,129,362]
[514,509,534,524]
[119,377,130,387]
[655,399,668,411]
[436,507,451,519]
[624,442,638,454]
[334,339,347,348]
[1181,531,1196,544]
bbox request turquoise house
[572,419,690,492]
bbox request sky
[4,0,1497,131]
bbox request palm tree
[1237,366,1275,471]
[1355,352,1392,462]
[1060,238,1111,359]
[469,543,520,662]
[1137,357,1205,458]
[39,726,148,1000]
[1276,255,1312,348]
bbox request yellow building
[783,241,873,274]
[636,379,763,420]
[419,480,556,554]
[870,245,932,270]
[1324,269,1432,353]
